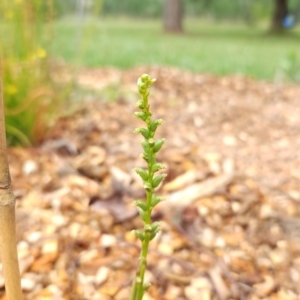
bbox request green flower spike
[129,74,167,300]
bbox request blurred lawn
[50,17,300,81]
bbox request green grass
[50,17,300,81]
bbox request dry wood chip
[253,275,277,297]
[165,173,234,209]
[163,170,205,192]
[208,266,231,300]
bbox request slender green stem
[136,148,154,299]
[129,276,137,300]
[130,74,167,300]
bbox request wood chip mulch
[1,66,300,300]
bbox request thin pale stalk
[0,68,23,300]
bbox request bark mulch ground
[1,66,300,300]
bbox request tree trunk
[163,0,183,33]
[271,0,288,31]
[0,70,23,299]
[239,0,254,25]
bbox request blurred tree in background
[253,0,299,32]
[272,0,292,31]
[99,0,299,32]
[163,0,183,32]
[162,0,298,32]
[99,0,271,21]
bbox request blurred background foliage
[50,0,296,22]
[50,0,298,22]
[0,0,299,146]
[0,0,55,146]
[101,0,263,20]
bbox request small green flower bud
[144,224,152,232]
[143,182,152,191]
[153,138,166,153]
[140,152,149,162]
[150,194,164,207]
[138,207,147,222]
[137,74,156,94]
[134,112,147,121]
[137,83,146,95]
[151,222,160,232]
[134,128,150,139]
[136,100,145,109]
[152,174,167,188]
[148,138,155,146]
[133,230,145,241]
[133,200,148,211]
[141,73,156,83]
[139,128,150,139]
[149,230,159,240]
[152,163,165,172]
[141,140,150,153]
[143,282,151,290]
[150,119,164,132]
[134,168,149,181]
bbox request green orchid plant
[130,74,167,300]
